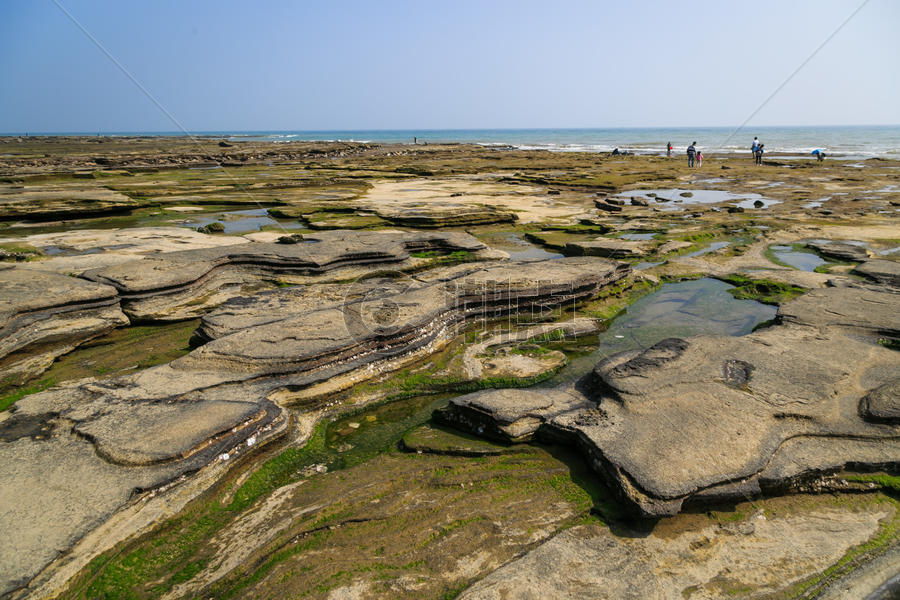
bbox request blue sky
[1,0,897,132]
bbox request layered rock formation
[439,284,900,516]
[374,203,517,227]
[0,256,628,596]
[0,266,128,385]
[1,226,253,275]
[0,368,288,596]
[0,183,144,220]
[187,257,628,386]
[852,259,900,288]
[81,230,493,321]
[806,240,870,262]
[565,238,653,258]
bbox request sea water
[223,125,900,158]
[13,125,900,158]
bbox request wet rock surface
[441,285,900,517]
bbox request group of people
[751,136,765,165]
[668,137,766,167]
[668,137,826,166]
[666,141,704,167]
[685,142,702,167]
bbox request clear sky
[1,0,897,132]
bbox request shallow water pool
[544,278,776,385]
[180,207,307,233]
[683,241,730,258]
[482,231,563,261]
[769,245,827,271]
[616,188,779,211]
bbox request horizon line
[3,123,900,136]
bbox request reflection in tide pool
[181,208,307,233]
[769,245,827,271]
[619,232,657,241]
[545,278,776,385]
[306,279,777,467]
[683,241,730,258]
[616,188,780,211]
[481,231,563,261]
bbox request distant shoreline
[2,125,899,159]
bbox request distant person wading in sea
[687,142,696,167]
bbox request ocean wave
[501,142,897,158]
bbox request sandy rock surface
[461,507,890,599]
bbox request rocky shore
[0,254,626,595]
[439,281,899,516]
[0,137,897,599]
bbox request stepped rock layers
[852,258,900,288]
[185,257,629,383]
[195,262,487,342]
[0,256,628,597]
[0,376,287,598]
[806,240,870,262]
[0,266,128,385]
[439,284,900,517]
[565,238,653,258]
[81,229,493,321]
[374,203,518,227]
[0,183,144,220]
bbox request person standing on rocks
[667,141,673,157]
[755,143,765,165]
[696,149,703,167]
[751,136,759,157]
[687,142,696,167]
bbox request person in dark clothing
[755,143,764,165]
[687,142,696,167]
[666,141,672,157]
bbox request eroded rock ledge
[0,266,128,385]
[80,229,494,321]
[0,256,627,596]
[374,203,518,228]
[438,284,900,517]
